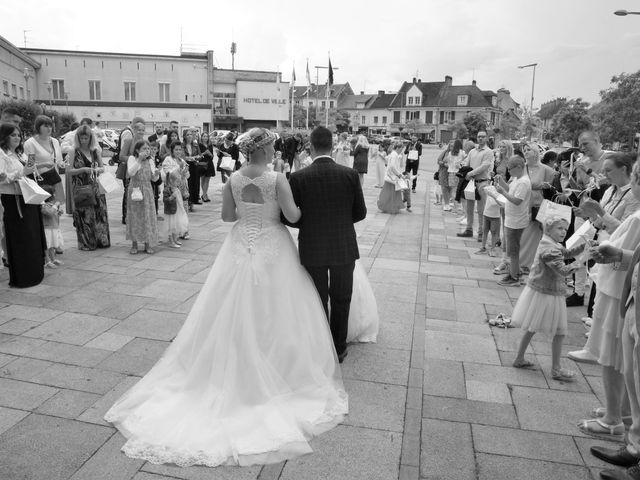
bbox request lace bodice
[229,171,282,258]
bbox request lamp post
[517,63,537,115]
[614,9,640,15]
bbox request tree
[591,71,640,146]
[448,121,468,140]
[331,110,350,133]
[497,111,521,140]
[548,98,592,145]
[463,112,488,139]
[0,100,44,137]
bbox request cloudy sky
[3,0,639,109]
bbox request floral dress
[72,150,110,250]
[126,157,158,245]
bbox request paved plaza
[0,147,620,480]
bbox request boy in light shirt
[495,156,531,286]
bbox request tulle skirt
[347,261,379,343]
[165,197,189,236]
[512,286,567,336]
[585,291,625,371]
[105,223,348,467]
[377,182,404,214]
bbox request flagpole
[276,66,281,130]
[325,53,331,128]
[306,58,310,130]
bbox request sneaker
[475,247,488,255]
[498,274,519,286]
[520,266,530,275]
[493,262,510,275]
[433,201,441,205]
[443,205,452,212]
[406,207,412,212]
[45,261,57,269]
[52,259,64,266]
[488,247,497,257]
[457,229,473,238]
[566,293,584,307]
[567,349,598,364]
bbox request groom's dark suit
[287,156,367,357]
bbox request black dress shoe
[566,293,584,307]
[457,230,473,238]
[592,446,640,467]
[338,350,348,364]
[192,201,203,205]
[600,464,640,480]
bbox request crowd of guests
[432,128,640,479]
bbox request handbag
[73,184,97,208]
[38,167,62,185]
[163,190,177,214]
[395,178,409,191]
[115,161,128,180]
[463,179,476,200]
[220,156,236,171]
[536,199,572,226]
[97,171,119,194]
[131,187,143,202]
[18,177,50,204]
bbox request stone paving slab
[425,330,501,365]
[476,453,592,480]
[420,418,475,480]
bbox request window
[329,101,334,108]
[2,81,9,96]
[321,100,326,108]
[393,111,400,123]
[213,92,236,115]
[382,116,387,124]
[52,79,65,100]
[457,95,468,106]
[405,111,410,121]
[450,111,456,121]
[425,111,433,123]
[411,111,420,120]
[492,96,497,107]
[361,116,366,124]
[89,80,101,100]
[309,101,314,106]
[124,82,136,101]
[491,112,496,124]
[19,87,24,99]
[408,96,414,105]
[415,96,421,106]
[11,84,17,99]
[159,83,170,102]
[439,111,445,124]
[374,116,378,124]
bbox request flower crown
[237,129,276,156]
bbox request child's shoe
[53,259,64,266]
[45,261,57,269]
[551,367,576,381]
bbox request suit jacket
[287,156,367,266]
[283,137,300,163]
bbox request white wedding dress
[105,170,348,467]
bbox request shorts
[505,227,524,257]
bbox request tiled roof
[437,85,494,108]
[369,93,396,109]
[339,94,377,109]
[390,81,445,107]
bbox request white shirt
[505,175,531,229]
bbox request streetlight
[517,63,537,115]
[614,9,640,15]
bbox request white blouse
[0,149,26,195]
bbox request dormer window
[415,96,421,106]
[492,96,497,107]
[457,95,468,106]
[408,96,414,105]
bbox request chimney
[412,77,416,83]
[472,80,477,86]
[444,75,452,86]
[418,79,421,83]
[360,91,364,95]
[378,90,385,95]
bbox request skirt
[377,182,404,214]
[44,228,63,249]
[585,291,624,371]
[512,286,567,336]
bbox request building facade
[0,35,289,133]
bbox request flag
[328,57,334,86]
[291,64,296,87]
[276,67,281,93]
[306,59,311,87]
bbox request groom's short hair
[310,126,333,153]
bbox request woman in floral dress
[126,140,158,254]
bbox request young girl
[41,185,63,268]
[477,193,501,256]
[161,141,190,240]
[272,151,286,173]
[511,216,585,380]
[163,170,189,248]
[433,171,443,205]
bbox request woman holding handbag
[197,132,215,203]
[67,125,110,251]
[23,115,65,206]
[0,123,46,287]
[183,129,202,211]
[127,140,159,254]
[377,141,405,214]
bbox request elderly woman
[567,153,640,440]
[518,142,557,270]
[0,123,45,287]
[377,141,405,214]
[23,115,65,206]
[67,125,110,251]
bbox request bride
[105,128,348,467]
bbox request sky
[3,0,640,110]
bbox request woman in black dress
[197,132,215,202]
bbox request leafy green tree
[463,112,488,139]
[448,121,468,140]
[548,98,592,145]
[497,112,521,140]
[0,100,44,137]
[591,71,640,145]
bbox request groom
[287,127,367,362]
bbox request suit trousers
[305,261,355,356]
[187,162,200,204]
[405,160,419,190]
